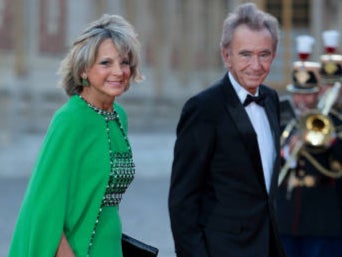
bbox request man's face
[292,92,319,113]
[222,24,276,95]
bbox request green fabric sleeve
[9,108,84,256]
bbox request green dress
[8,95,135,257]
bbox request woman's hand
[55,233,75,257]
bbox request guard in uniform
[277,33,342,257]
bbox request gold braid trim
[300,149,342,178]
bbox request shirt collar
[228,72,260,104]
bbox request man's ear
[221,48,231,69]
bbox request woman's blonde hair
[58,14,143,96]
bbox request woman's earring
[81,74,89,87]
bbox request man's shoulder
[189,76,227,103]
[180,81,226,120]
[260,84,278,96]
[259,84,279,105]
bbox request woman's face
[84,38,131,101]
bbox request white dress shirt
[228,72,275,193]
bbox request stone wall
[0,0,341,142]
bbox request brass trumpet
[301,111,335,148]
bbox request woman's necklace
[78,95,132,152]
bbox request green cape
[8,96,130,256]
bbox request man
[277,57,342,257]
[168,3,285,257]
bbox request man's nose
[250,55,262,69]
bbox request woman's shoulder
[49,95,88,130]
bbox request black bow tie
[243,94,265,107]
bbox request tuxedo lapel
[261,88,278,149]
[260,86,281,197]
[220,76,265,189]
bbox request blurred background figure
[319,30,342,113]
[277,33,342,257]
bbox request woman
[8,14,143,257]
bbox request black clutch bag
[122,233,159,257]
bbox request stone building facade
[0,0,341,138]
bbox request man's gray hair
[220,3,280,52]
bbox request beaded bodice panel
[102,152,135,206]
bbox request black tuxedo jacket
[168,73,285,257]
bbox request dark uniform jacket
[277,111,342,236]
